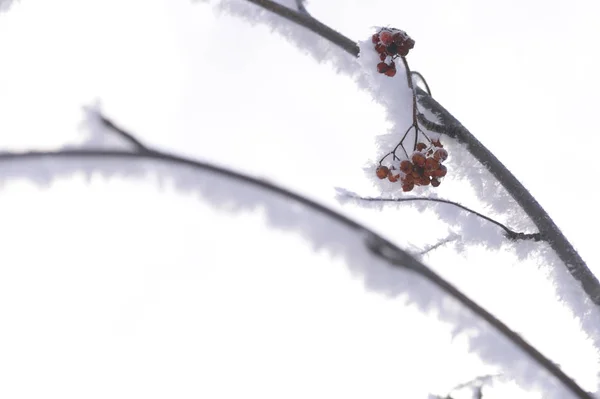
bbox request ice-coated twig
[411,71,432,96]
[0,117,591,399]
[448,373,500,393]
[418,233,459,257]
[340,191,542,242]
[239,0,600,308]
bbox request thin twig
[98,114,149,153]
[294,0,309,15]
[0,121,592,398]
[411,71,432,96]
[342,191,542,242]
[418,234,459,256]
[240,0,600,306]
[448,373,500,393]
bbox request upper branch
[245,0,359,56]
[241,0,600,307]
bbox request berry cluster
[372,28,415,77]
[376,139,448,192]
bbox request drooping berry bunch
[376,139,448,192]
[372,28,415,77]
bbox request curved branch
[0,141,590,398]
[416,91,600,304]
[245,0,359,56]
[341,191,542,241]
[241,0,600,307]
[411,71,432,96]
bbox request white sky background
[1,0,599,398]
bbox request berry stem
[400,56,420,153]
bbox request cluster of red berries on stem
[372,27,415,77]
[376,139,448,192]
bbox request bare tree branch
[340,191,542,242]
[0,114,592,399]
[240,0,600,307]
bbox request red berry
[412,165,425,178]
[419,176,431,186]
[371,33,380,44]
[388,170,400,183]
[380,31,393,45]
[385,43,398,56]
[402,182,414,192]
[425,157,440,172]
[384,66,397,77]
[392,32,405,46]
[376,166,389,179]
[401,173,414,183]
[377,62,389,73]
[399,160,412,174]
[431,177,441,187]
[379,53,387,61]
[433,164,447,177]
[411,152,426,167]
[433,148,448,162]
[375,43,387,54]
[416,142,427,151]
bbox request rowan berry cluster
[376,139,448,192]
[372,28,415,77]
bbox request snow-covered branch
[0,110,592,399]
[338,190,542,242]
[243,0,359,56]
[232,0,600,311]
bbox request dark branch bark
[416,93,600,305]
[0,115,592,398]
[341,191,541,241]
[98,113,149,152]
[245,0,359,56]
[241,0,600,307]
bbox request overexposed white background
[0,0,599,397]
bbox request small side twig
[98,114,150,153]
[411,71,432,96]
[449,373,500,393]
[341,191,542,242]
[439,373,500,399]
[294,0,309,15]
[418,233,459,256]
